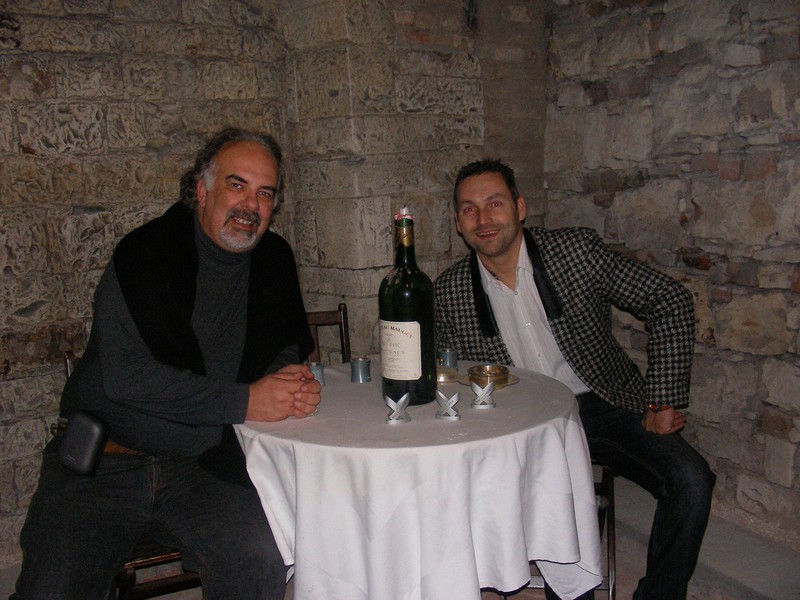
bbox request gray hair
[180,127,284,208]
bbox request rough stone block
[760,405,792,439]
[112,0,181,22]
[293,200,319,267]
[231,0,280,28]
[254,57,288,101]
[747,0,800,21]
[431,114,483,147]
[725,260,759,287]
[0,207,50,274]
[63,271,101,320]
[315,196,392,269]
[132,23,241,57]
[21,17,123,52]
[543,194,606,234]
[56,54,123,98]
[717,156,742,180]
[653,66,731,139]
[690,354,758,424]
[0,320,86,378]
[298,151,449,204]
[290,117,363,157]
[202,61,259,100]
[683,278,715,344]
[0,418,49,462]
[0,155,84,207]
[82,155,165,204]
[397,48,480,78]
[105,102,146,149]
[655,0,732,54]
[715,294,792,355]
[0,55,55,100]
[242,27,286,61]
[736,471,800,527]
[607,178,688,253]
[544,105,586,174]
[396,74,482,114]
[294,47,351,119]
[0,273,67,329]
[0,105,12,153]
[341,45,394,115]
[64,0,107,15]
[594,13,651,68]
[0,373,61,421]
[691,177,789,246]
[46,207,115,273]
[723,43,761,67]
[180,0,237,25]
[549,20,594,78]
[299,265,386,298]
[742,153,777,181]
[762,357,800,413]
[692,420,762,473]
[344,0,394,44]
[17,102,105,155]
[124,57,200,101]
[761,31,800,64]
[13,454,45,511]
[283,1,348,49]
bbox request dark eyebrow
[224,174,277,195]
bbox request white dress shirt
[478,242,589,396]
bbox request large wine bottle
[378,206,436,405]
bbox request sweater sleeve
[94,262,251,426]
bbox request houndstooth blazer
[434,227,695,413]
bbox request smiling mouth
[475,227,499,238]
[226,209,261,233]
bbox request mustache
[225,208,261,227]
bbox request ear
[517,196,527,222]
[196,178,207,210]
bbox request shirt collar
[477,237,533,292]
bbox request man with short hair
[435,159,715,600]
[13,128,319,599]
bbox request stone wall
[0,0,547,571]
[545,0,800,550]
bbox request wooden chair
[501,465,616,599]
[62,351,203,600]
[306,302,351,364]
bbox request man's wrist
[647,403,671,413]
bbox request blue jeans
[11,435,286,600]
[578,392,715,600]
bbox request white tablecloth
[236,362,602,600]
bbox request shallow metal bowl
[467,364,509,387]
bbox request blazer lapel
[523,229,563,319]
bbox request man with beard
[434,159,715,600]
[12,128,320,600]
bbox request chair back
[306,303,351,364]
[64,350,79,377]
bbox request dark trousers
[577,392,716,600]
[11,437,286,600]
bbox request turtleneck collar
[193,214,252,267]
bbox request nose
[242,190,259,212]
[476,206,492,225]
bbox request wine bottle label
[379,320,422,380]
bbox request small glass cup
[350,356,371,383]
[306,362,325,386]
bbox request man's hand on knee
[642,407,686,434]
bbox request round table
[236,361,602,600]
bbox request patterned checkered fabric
[434,227,695,413]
